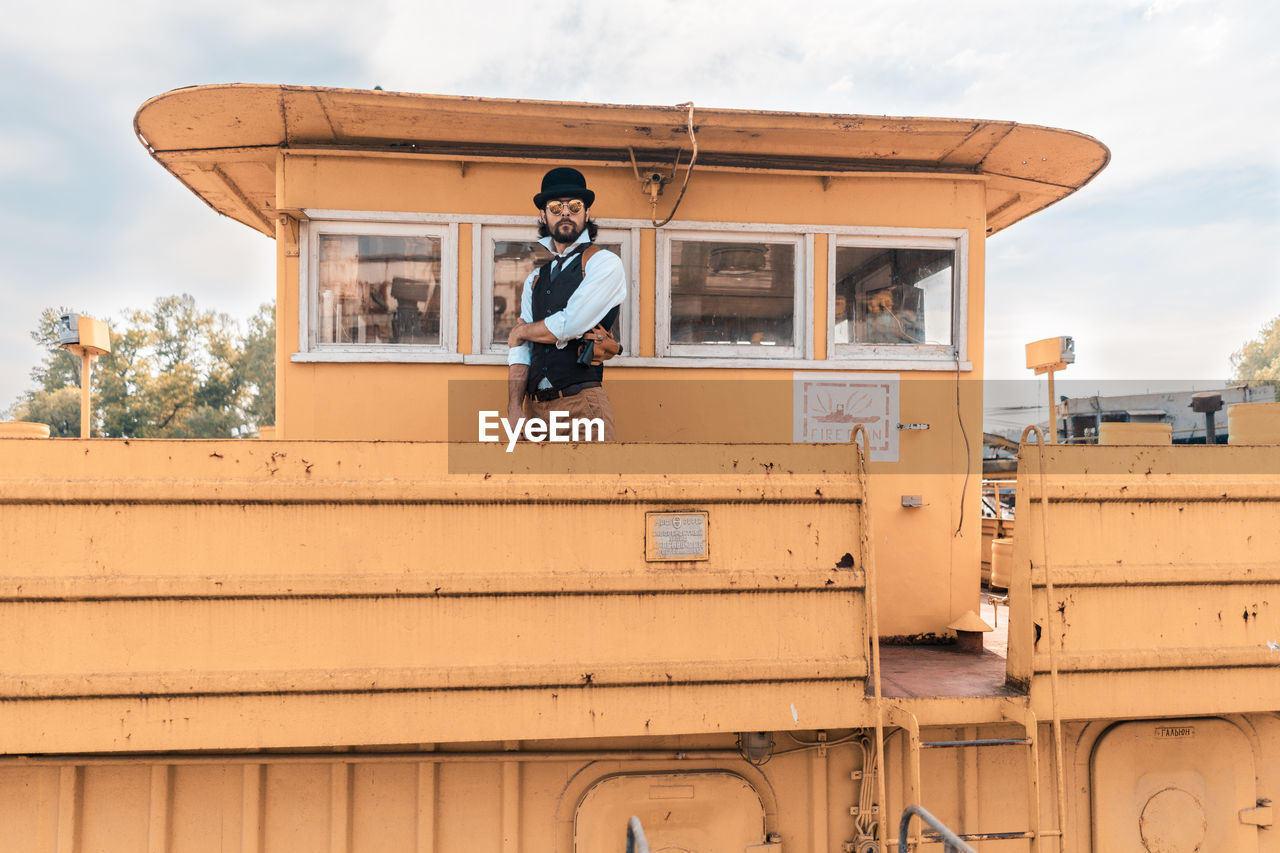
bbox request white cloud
[0,130,70,179]
[946,48,1011,72]
[0,177,275,409]
[2,0,1277,409]
[357,0,1277,189]
[985,214,1280,381]
[0,1,383,80]
[1144,0,1199,19]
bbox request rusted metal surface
[1008,444,1280,721]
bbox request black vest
[527,244,618,395]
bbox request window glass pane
[492,240,552,345]
[834,247,953,346]
[492,240,624,347]
[670,240,795,347]
[318,234,442,345]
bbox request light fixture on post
[1025,336,1075,444]
[57,314,112,438]
[1190,391,1224,445]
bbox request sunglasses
[545,199,585,216]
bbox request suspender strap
[531,241,596,289]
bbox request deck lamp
[1025,336,1074,444]
[1190,392,1224,445]
[57,313,112,438]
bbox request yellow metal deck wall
[1008,444,1280,720]
[0,439,869,754]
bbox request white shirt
[506,231,627,366]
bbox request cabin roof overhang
[135,83,1110,238]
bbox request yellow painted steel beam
[1028,563,1280,586]
[0,682,877,754]
[0,570,861,600]
[1031,647,1280,672]
[5,658,870,699]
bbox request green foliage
[1231,315,1280,387]
[10,296,276,438]
[15,387,82,437]
[28,307,85,392]
[238,302,276,428]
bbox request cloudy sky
[2,0,1276,419]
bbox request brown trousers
[526,386,616,441]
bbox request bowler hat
[533,167,595,209]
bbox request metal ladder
[854,426,1069,853]
[855,427,1064,845]
[885,701,1057,851]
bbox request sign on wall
[793,372,899,462]
[645,511,710,562]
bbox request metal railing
[626,815,649,853]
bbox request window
[477,225,633,355]
[659,231,807,359]
[829,235,965,361]
[301,220,457,358]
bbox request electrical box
[57,313,111,356]
[57,313,80,347]
[1025,336,1074,372]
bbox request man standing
[507,167,626,440]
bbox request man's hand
[583,324,621,365]
[507,320,528,348]
[509,319,556,347]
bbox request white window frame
[828,229,969,365]
[474,224,638,358]
[297,218,460,362]
[290,210,970,371]
[657,227,811,360]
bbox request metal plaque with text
[645,512,710,562]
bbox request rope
[649,102,698,228]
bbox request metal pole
[80,352,92,438]
[1046,369,1057,444]
[851,425,888,853]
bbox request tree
[236,302,276,428]
[14,387,81,437]
[9,296,276,438]
[1232,314,1280,386]
[96,295,241,438]
[28,307,87,392]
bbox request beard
[550,217,584,245]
